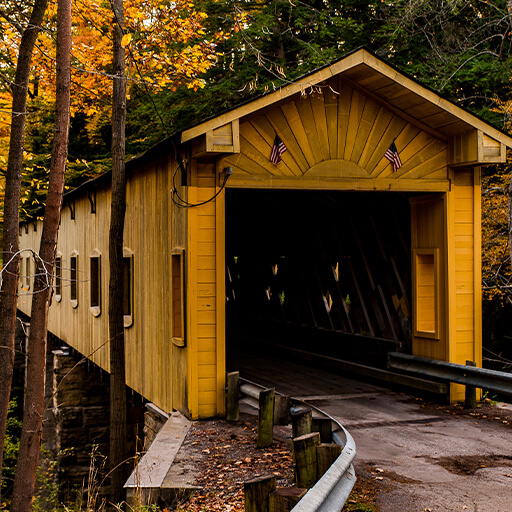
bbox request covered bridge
[18,48,512,419]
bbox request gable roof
[181,47,512,149]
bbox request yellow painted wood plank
[197,269,216,283]
[324,89,339,159]
[337,81,353,160]
[455,331,475,343]
[454,198,474,212]
[404,151,447,180]
[310,92,331,161]
[472,167,482,366]
[280,101,315,169]
[344,88,366,160]
[454,223,474,236]
[198,365,217,379]
[226,174,450,192]
[295,96,323,166]
[454,169,474,187]
[215,182,226,414]
[198,310,216,324]
[187,182,200,418]
[456,317,475,332]
[198,377,216,391]
[198,255,216,269]
[357,106,393,170]
[366,115,407,175]
[198,338,216,352]
[350,98,380,163]
[396,140,447,179]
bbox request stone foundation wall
[38,332,144,503]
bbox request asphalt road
[232,352,512,512]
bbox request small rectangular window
[55,256,62,301]
[24,257,31,291]
[171,250,184,345]
[70,253,78,307]
[123,256,131,317]
[123,249,134,328]
[90,253,101,315]
[414,249,439,339]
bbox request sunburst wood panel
[222,83,447,187]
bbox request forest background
[1,1,512,365]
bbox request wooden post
[226,371,239,421]
[257,388,275,448]
[317,443,342,478]
[465,360,477,409]
[274,395,290,426]
[244,474,276,512]
[312,417,332,443]
[269,488,307,512]
[291,407,312,438]
[292,432,320,488]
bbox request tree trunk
[509,1,512,275]
[109,0,128,502]
[0,0,48,499]
[10,0,71,509]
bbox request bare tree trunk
[0,0,48,499]
[109,0,128,502]
[508,1,512,271]
[10,0,71,508]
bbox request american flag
[270,134,287,164]
[384,141,402,171]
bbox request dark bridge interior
[225,189,413,369]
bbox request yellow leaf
[121,33,132,47]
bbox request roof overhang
[181,48,512,165]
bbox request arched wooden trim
[305,159,369,178]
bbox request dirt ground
[173,398,512,512]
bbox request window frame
[89,249,101,316]
[171,248,185,347]
[55,253,62,302]
[413,248,440,340]
[70,250,79,308]
[123,248,134,328]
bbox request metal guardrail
[388,352,512,396]
[239,379,357,512]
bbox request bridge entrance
[225,189,413,370]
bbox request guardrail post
[244,474,276,512]
[293,432,320,488]
[291,406,312,438]
[317,443,343,478]
[274,395,291,425]
[465,360,477,409]
[269,487,306,512]
[312,417,332,443]
[227,371,240,421]
[257,388,275,448]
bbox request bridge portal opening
[225,189,413,369]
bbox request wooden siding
[410,195,447,362]
[18,153,193,416]
[220,81,449,192]
[187,161,224,419]
[410,168,481,402]
[447,168,482,401]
